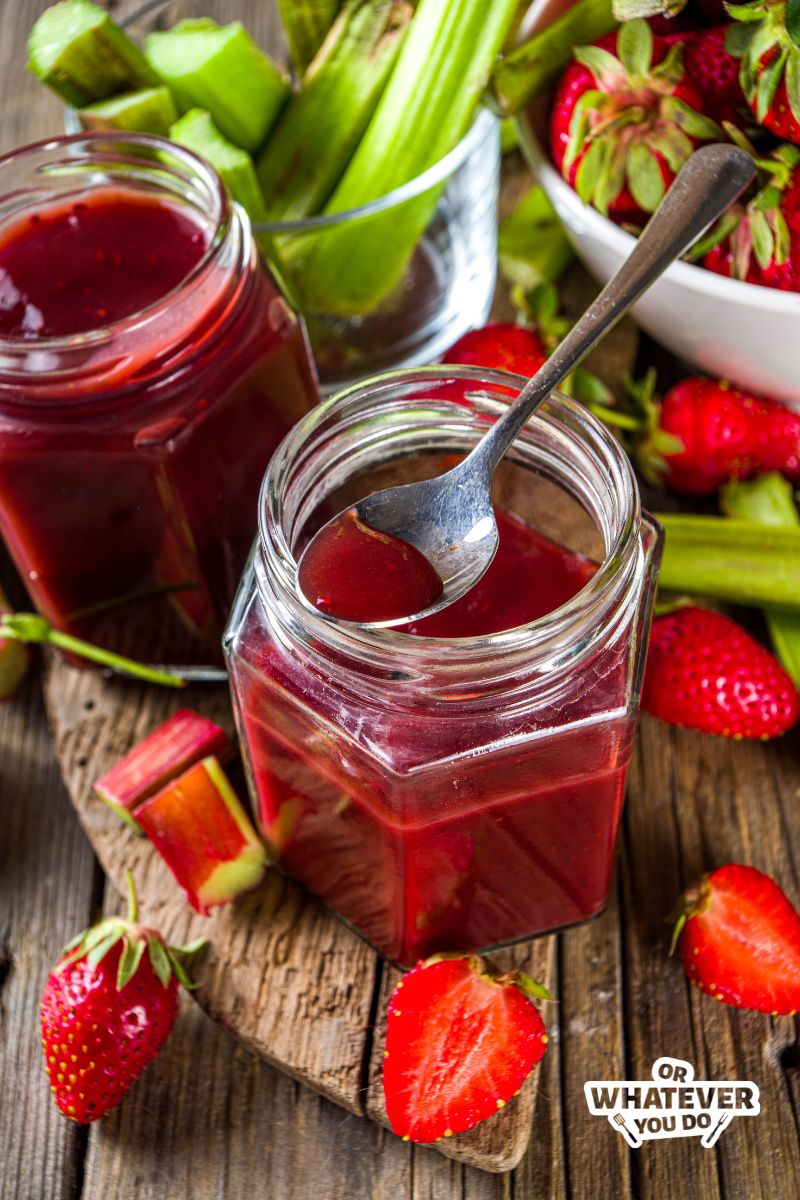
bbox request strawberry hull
[94,708,233,829]
[136,756,267,914]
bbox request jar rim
[0,131,231,353]
[257,365,646,677]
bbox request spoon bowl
[297,145,756,627]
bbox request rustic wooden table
[2,3,800,1198]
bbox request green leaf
[665,97,722,139]
[787,0,800,47]
[771,209,791,263]
[626,142,664,212]
[750,207,774,268]
[147,936,173,989]
[574,44,627,85]
[86,930,123,970]
[571,367,615,406]
[786,51,800,124]
[725,20,756,56]
[725,1,770,20]
[117,937,146,990]
[648,126,693,173]
[517,972,555,1002]
[575,137,608,204]
[62,928,89,954]
[756,47,787,120]
[617,18,652,77]
[498,184,575,290]
[595,139,628,213]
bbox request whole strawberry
[702,140,800,291]
[681,26,748,125]
[41,872,202,1122]
[643,606,800,738]
[383,955,550,1143]
[550,19,721,224]
[728,1,800,143]
[444,323,547,377]
[673,864,800,1014]
[628,371,800,495]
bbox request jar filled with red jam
[0,133,318,666]
[225,368,661,965]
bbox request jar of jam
[225,368,661,965]
[0,133,319,666]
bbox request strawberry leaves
[728,0,800,134]
[558,20,721,218]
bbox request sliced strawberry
[675,864,800,1014]
[382,955,549,1143]
[643,606,800,739]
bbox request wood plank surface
[2,1,800,1197]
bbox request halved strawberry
[673,864,800,1014]
[382,954,550,1143]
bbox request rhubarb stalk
[279,0,521,316]
[489,0,618,117]
[276,0,343,75]
[720,473,800,686]
[257,0,412,222]
[0,613,186,688]
[656,515,800,611]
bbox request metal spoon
[298,145,756,627]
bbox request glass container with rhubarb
[0,133,318,667]
[224,367,662,966]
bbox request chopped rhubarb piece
[136,756,267,914]
[0,583,28,701]
[94,708,232,830]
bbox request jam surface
[233,508,634,965]
[298,508,444,623]
[0,188,207,337]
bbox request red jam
[234,508,633,965]
[0,184,318,663]
[298,508,443,622]
[0,190,206,336]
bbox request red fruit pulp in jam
[298,508,443,622]
[0,190,206,336]
[237,508,633,965]
[0,187,317,663]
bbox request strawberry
[727,1,800,143]
[673,864,800,1014]
[627,371,800,495]
[681,27,749,125]
[40,872,202,1123]
[382,955,550,1143]
[550,19,721,225]
[643,606,800,738]
[443,323,547,377]
[699,136,800,290]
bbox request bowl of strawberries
[515,0,800,407]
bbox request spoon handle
[468,144,756,480]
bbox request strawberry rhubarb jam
[225,369,661,965]
[0,134,318,665]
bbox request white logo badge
[584,1056,760,1147]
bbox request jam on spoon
[297,507,443,624]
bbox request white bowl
[515,0,800,407]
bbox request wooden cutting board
[41,156,638,1173]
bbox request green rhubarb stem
[489,0,618,117]
[276,0,343,75]
[720,473,800,686]
[282,0,522,317]
[656,514,800,612]
[257,0,412,222]
[0,613,186,688]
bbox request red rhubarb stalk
[136,756,267,914]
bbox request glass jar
[0,133,319,666]
[224,368,661,966]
